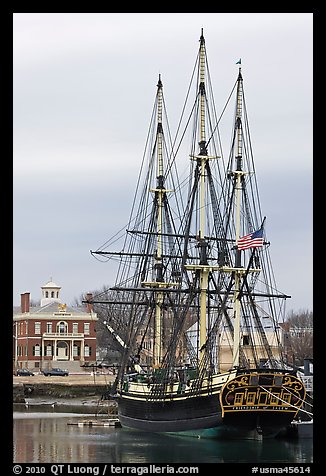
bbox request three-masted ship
[90,30,306,439]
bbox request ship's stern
[219,370,306,438]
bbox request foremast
[142,75,177,366]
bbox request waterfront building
[13,279,98,372]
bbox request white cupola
[40,278,62,307]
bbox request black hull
[116,370,305,439]
[118,393,222,433]
[117,392,297,439]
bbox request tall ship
[90,30,306,439]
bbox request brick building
[13,279,98,372]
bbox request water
[13,412,313,464]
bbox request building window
[46,345,52,356]
[84,323,90,335]
[35,322,41,334]
[46,322,52,333]
[73,323,79,334]
[56,292,59,298]
[51,291,54,298]
[57,321,67,334]
[45,291,49,298]
[84,345,91,357]
[73,345,80,357]
[33,344,41,356]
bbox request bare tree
[284,309,313,366]
[74,286,125,364]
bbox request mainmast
[185,30,220,364]
[197,30,209,362]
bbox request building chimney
[20,293,25,313]
[20,292,30,313]
[25,293,30,313]
[85,293,93,313]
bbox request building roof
[32,302,84,314]
[13,301,92,317]
[41,279,61,289]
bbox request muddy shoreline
[13,374,115,408]
[13,395,118,415]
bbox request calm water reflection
[13,412,313,464]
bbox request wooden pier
[68,417,121,428]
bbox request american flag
[237,228,264,250]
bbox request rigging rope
[282,385,313,409]
[260,386,313,417]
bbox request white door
[57,341,68,360]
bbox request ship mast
[184,30,220,364]
[232,67,245,368]
[197,30,209,361]
[154,74,164,365]
[143,75,176,367]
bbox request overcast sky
[13,12,313,313]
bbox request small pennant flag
[237,227,264,250]
[236,59,241,64]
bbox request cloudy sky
[13,12,313,313]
